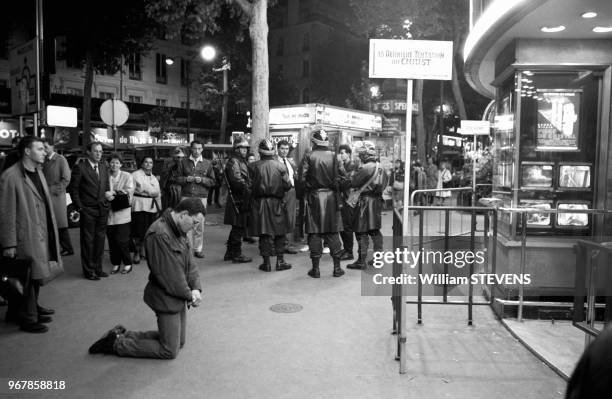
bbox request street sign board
[369,39,453,80]
[100,99,129,127]
[47,105,77,127]
[459,120,491,135]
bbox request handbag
[110,192,131,212]
[0,257,31,297]
[346,164,381,208]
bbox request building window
[99,91,114,99]
[156,99,167,106]
[129,95,142,103]
[302,59,309,78]
[180,58,190,87]
[156,53,168,84]
[302,88,310,103]
[128,53,142,80]
[302,32,310,51]
[66,87,83,96]
[276,37,284,56]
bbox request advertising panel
[9,39,38,115]
[369,39,453,80]
[536,90,580,151]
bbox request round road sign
[100,99,129,127]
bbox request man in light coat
[0,136,62,333]
[42,138,74,256]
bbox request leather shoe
[284,248,298,254]
[232,255,252,263]
[194,251,205,259]
[97,271,109,278]
[121,265,132,274]
[37,306,55,316]
[89,327,121,354]
[259,263,272,272]
[60,250,74,256]
[20,322,48,333]
[110,265,121,274]
[38,315,52,324]
[85,274,100,281]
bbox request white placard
[459,120,491,135]
[47,105,78,127]
[269,105,316,125]
[369,39,453,80]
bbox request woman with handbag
[106,153,135,274]
[435,161,453,206]
[131,157,161,265]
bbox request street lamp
[200,45,231,143]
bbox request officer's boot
[332,257,345,277]
[347,234,367,270]
[307,258,320,278]
[258,256,272,272]
[276,254,292,271]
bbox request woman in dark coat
[347,142,388,270]
[248,139,293,272]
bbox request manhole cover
[269,303,303,313]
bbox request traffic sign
[100,99,129,127]
[459,120,491,135]
[369,39,453,80]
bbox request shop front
[269,104,383,165]
[464,0,612,311]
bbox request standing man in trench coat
[248,139,293,272]
[299,128,347,278]
[42,138,74,256]
[0,136,62,333]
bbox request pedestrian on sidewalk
[42,138,74,256]
[299,128,346,278]
[171,140,216,258]
[222,137,252,263]
[338,144,357,261]
[88,198,205,359]
[435,161,452,206]
[346,141,387,270]
[106,153,134,275]
[242,153,257,244]
[131,157,161,265]
[276,140,299,255]
[0,136,62,333]
[160,147,185,211]
[68,142,110,281]
[248,139,293,272]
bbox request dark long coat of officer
[347,142,388,270]
[299,128,346,278]
[248,139,293,272]
[223,137,252,263]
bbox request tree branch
[232,0,253,16]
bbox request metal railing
[495,207,612,322]
[573,240,612,344]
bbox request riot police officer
[223,137,253,263]
[299,128,346,278]
[248,139,293,272]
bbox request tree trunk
[248,0,269,152]
[82,51,94,151]
[451,58,466,120]
[414,79,426,162]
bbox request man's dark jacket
[68,160,110,214]
[144,210,202,313]
[223,154,251,226]
[247,156,291,237]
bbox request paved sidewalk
[0,214,567,399]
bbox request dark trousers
[259,234,285,257]
[80,207,108,277]
[308,233,343,259]
[114,307,186,359]
[107,223,132,266]
[227,225,245,256]
[207,185,221,205]
[340,205,355,254]
[58,228,74,253]
[356,230,383,260]
[7,280,40,324]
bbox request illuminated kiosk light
[540,25,566,33]
[581,12,597,19]
[593,26,612,33]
